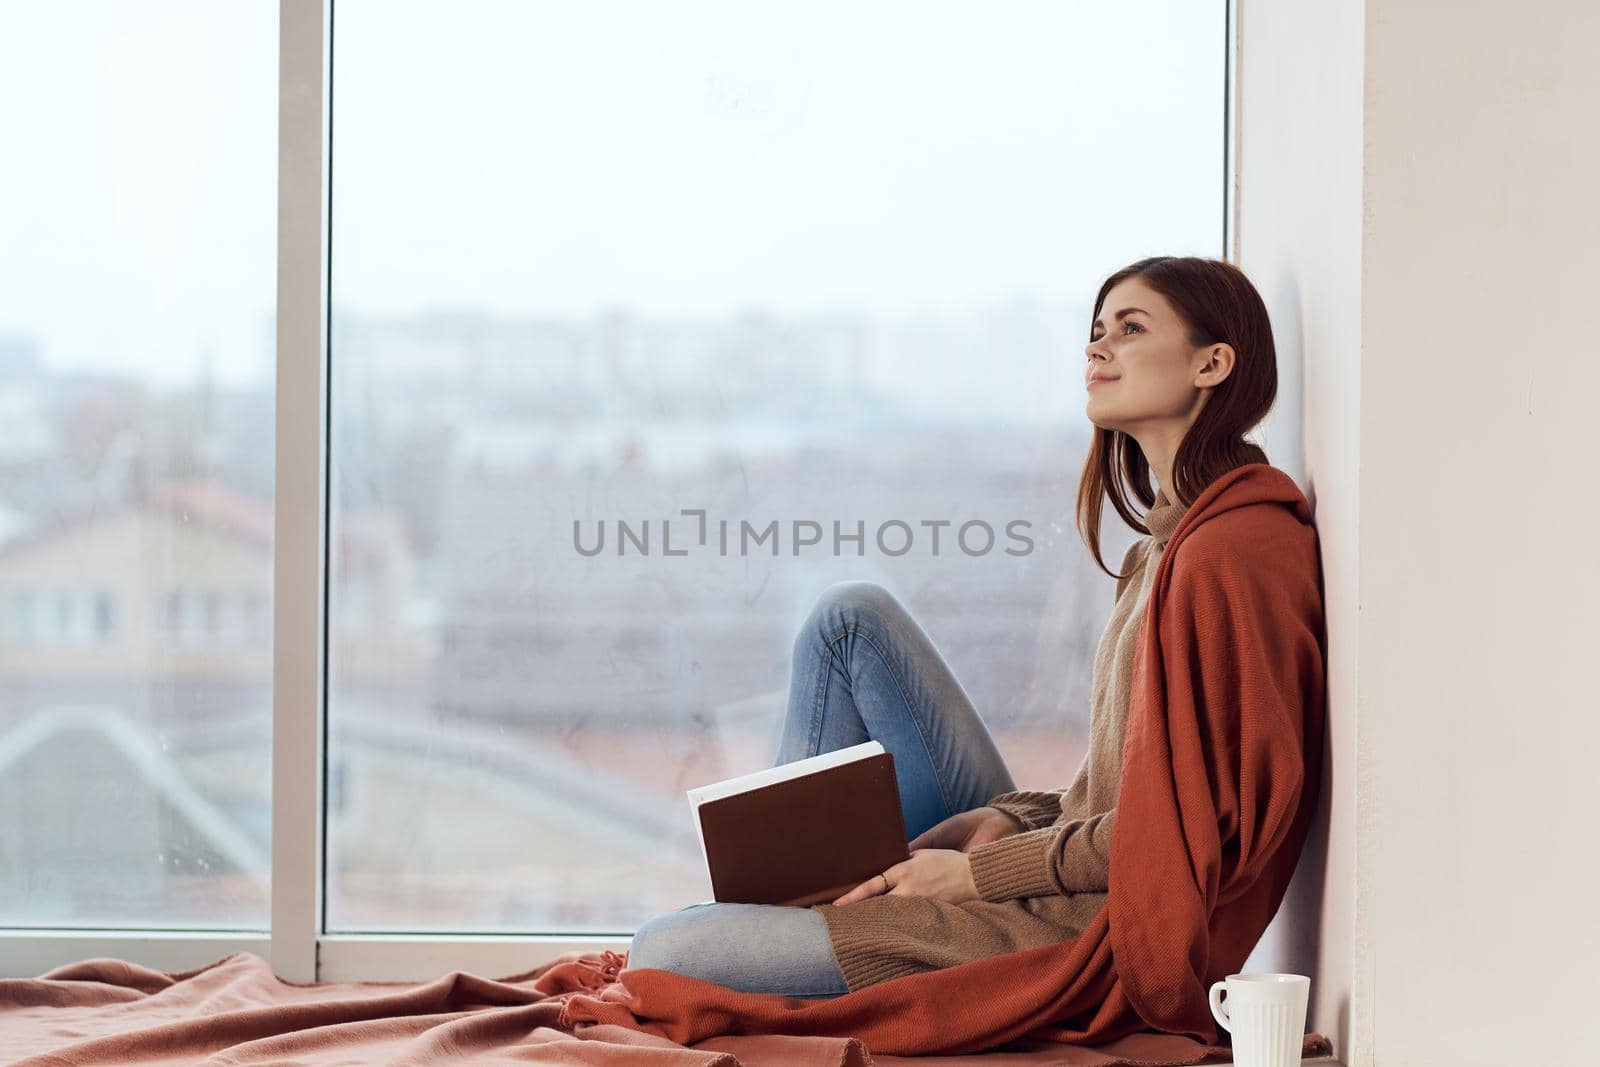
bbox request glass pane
[328,0,1225,932]
[0,3,277,928]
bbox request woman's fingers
[832,855,920,906]
[831,876,881,906]
[908,810,969,851]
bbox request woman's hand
[831,848,980,906]
[908,805,1028,852]
[829,807,1027,906]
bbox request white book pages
[686,739,886,868]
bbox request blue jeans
[626,579,1019,996]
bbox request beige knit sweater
[811,487,1186,992]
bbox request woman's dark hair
[1077,255,1276,580]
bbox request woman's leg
[625,580,1016,997]
[773,579,1019,842]
[626,901,849,997]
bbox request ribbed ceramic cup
[1207,973,1310,1067]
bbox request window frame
[0,0,1240,981]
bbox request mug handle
[1208,980,1231,1033]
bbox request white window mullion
[1224,0,1242,262]
[271,0,331,985]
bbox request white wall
[1240,1,1600,1064]
[1233,1,1365,1062]
[1360,1,1600,1063]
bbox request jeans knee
[805,579,901,636]
[626,913,693,973]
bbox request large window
[0,2,278,928]
[0,0,1228,971]
[325,0,1227,933]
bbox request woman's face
[1082,276,1231,435]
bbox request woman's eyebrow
[1091,307,1149,329]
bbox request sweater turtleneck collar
[1145,487,1185,549]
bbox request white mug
[1207,972,1310,1067]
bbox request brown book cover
[690,743,909,907]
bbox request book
[686,740,910,908]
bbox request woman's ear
[1196,342,1235,387]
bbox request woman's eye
[1090,321,1144,342]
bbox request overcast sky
[0,0,1224,388]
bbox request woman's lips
[1087,376,1117,388]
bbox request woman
[627,254,1307,998]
